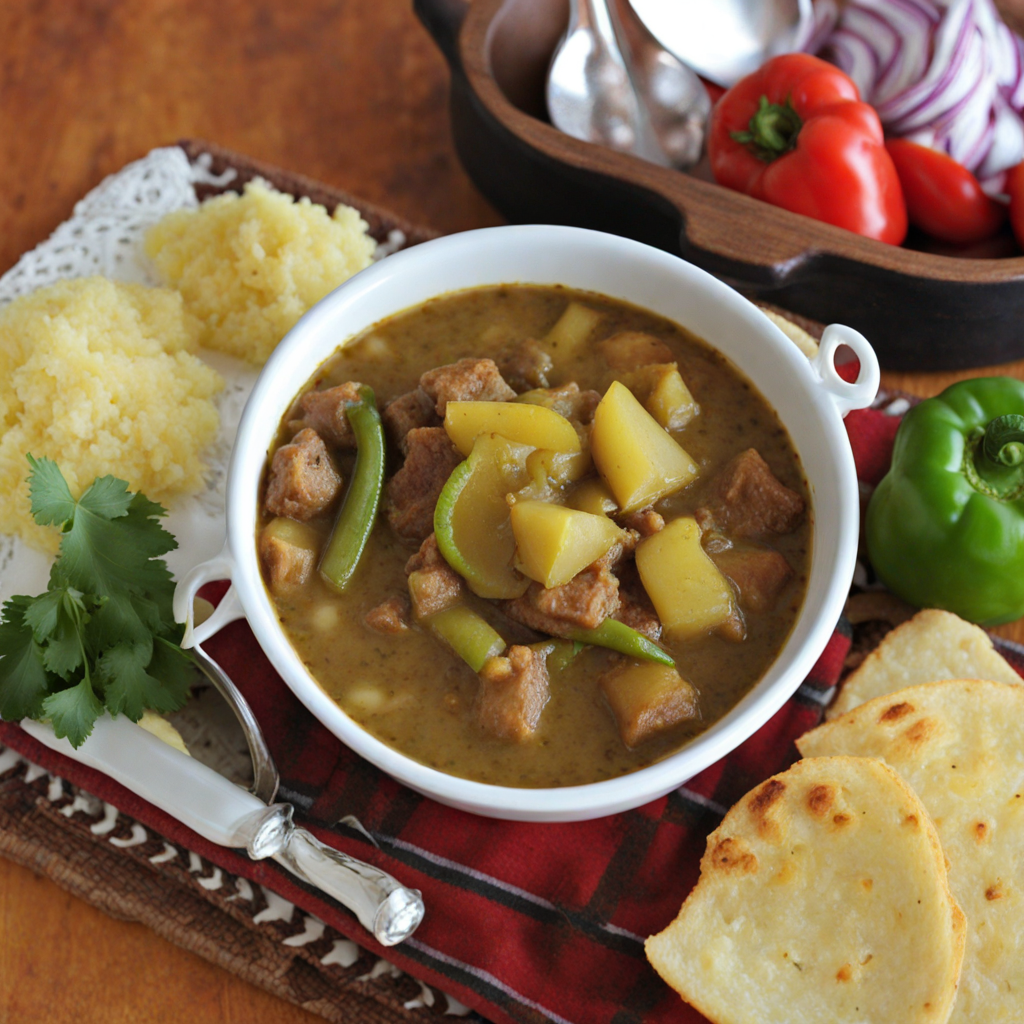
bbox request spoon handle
[20,715,425,946]
[190,641,281,805]
[247,804,426,946]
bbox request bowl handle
[811,323,881,418]
[414,0,469,71]
[173,545,245,648]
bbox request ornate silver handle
[245,804,425,945]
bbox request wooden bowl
[416,0,1024,371]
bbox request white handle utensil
[21,715,424,946]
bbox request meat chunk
[710,546,793,612]
[618,507,664,537]
[407,558,464,620]
[613,564,662,640]
[519,382,601,425]
[595,529,640,572]
[502,562,620,635]
[614,590,662,640]
[695,449,805,539]
[385,427,462,545]
[419,358,516,416]
[574,389,602,425]
[405,533,465,618]
[497,339,553,392]
[598,331,674,371]
[382,388,441,455]
[405,532,446,574]
[297,382,363,449]
[264,428,342,521]
[476,645,550,742]
[259,531,315,593]
[364,596,411,634]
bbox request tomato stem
[731,96,802,162]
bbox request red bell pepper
[885,139,1005,244]
[709,54,907,245]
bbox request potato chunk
[511,501,626,588]
[621,363,700,431]
[635,517,738,639]
[591,381,699,512]
[444,400,580,457]
[544,301,602,357]
[259,517,320,593]
[567,478,618,517]
[601,662,698,747]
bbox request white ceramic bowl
[174,225,878,822]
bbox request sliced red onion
[815,0,1024,193]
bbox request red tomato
[885,139,1005,244]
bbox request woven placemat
[0,747,471,1022]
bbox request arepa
[800,680,1024,1023]
[828,609,1020,719]
[646,756,965,1024]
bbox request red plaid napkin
[0,402,935,1024]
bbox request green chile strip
[319,385,385,592]
[426,605,505,673]
[568,618,675,667]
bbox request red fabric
[0,411,917,1024]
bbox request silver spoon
[612,0,710,168]
[628,0,822,88]
[190,642,280,804]
[547,0,668,166]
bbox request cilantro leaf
[148,637,194,711]
[76,473,135,521]
[97,640,157,720]
[27,454,77,527]
[42,678,104,748]
[0,596,52,721]
[24,587,89,679]
[98,638,192,720]
[52,485,178,602]
[88,591,156,652]
[0,459,197,747]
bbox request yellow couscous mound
[0,277,223,551]
[144,181,376,365]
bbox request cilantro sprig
[0,456,195,747]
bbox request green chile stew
[257,286,811,788]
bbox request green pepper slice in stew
[319,385,385,593]
[568,619,675,667]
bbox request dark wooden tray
[415,0,1024,371]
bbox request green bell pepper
[866,376,1024,625]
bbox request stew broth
[260,285,811,787]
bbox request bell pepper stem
[730,95,802,162]
[319,386,386,592]
[965,414,1024,500]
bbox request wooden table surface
[2,3,1024,1022]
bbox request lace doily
[0,147,300,598]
